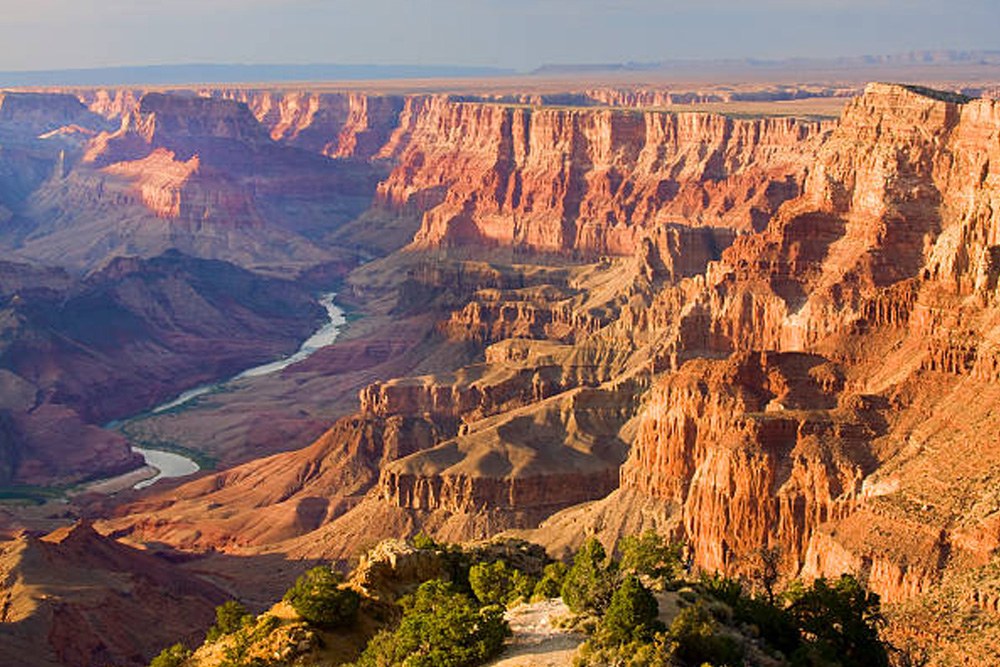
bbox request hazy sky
[1,0,997,72]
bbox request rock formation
[209,89,407,159]
[380,96,830,254]
[0,521,227,667]
[94,84,1000,600]
[610,84,1000,610]
[0,252,325,485]
[3,81,999,665]
[0,92,108,136]
[13,91,386,272]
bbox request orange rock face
[616,84,1000,611]
[377,96,830,254]
[621,352,874,574]
[211,89,407,159]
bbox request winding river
[126,292,346,489]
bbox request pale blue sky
[1,0,996,72]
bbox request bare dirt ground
[487,598,585,667]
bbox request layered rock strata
[382,97,830,254]
[614,84,1000,609]
[56,86,1000,655]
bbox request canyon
[0,252,328,487]
[0,79,999,665]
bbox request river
[125,292,346,489]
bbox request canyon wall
[616,83,1000,607]
[59,89,825,253]
[209,89,407,159]
[22,83,999,631]
[9,87,836,271]
[620,352,874,575]
[380,96,831,254]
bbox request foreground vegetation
[148,531,893,667]
[553,533,889,667]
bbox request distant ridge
[0,63,515,87]
[532,49,1000,76]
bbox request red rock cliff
[618,83,1000,607]
[209,90,407,159]
[377,96,831,254]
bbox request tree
[600,575,662,646]
[699,572,743,607]
[619,530,683,583]
[669,603,743,667]
[469,560,517,606]
[785,574,888,667]
[283,566,360,629]
[733,595,800,656]
[351,579,510,667]
[206,600,251,641]
[149,643,191,667]
[411,532,441,551]
[746,546,781,603]
[561,538,618,614]
[532,562,568,601]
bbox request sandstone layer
[383,97,831,254]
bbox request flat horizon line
[2,50,999,88]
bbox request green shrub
[532,562,568,601]
[411,532,441,551]
[561,538,618,614]
[469,560,518,606]
[785,574,888,667]
[600,576,662,646]
[247,614,281,643]
[283,566,360,629]
[574,635,674,667]
[206,600,251,642]
[669,603,743,667]
[699,573,743,608]
[149,643,191,667]
[350,579,510,667]
[733,595,800,656]
[508,568,535,605]
[619,530,683,584]
[349,628,398,667]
